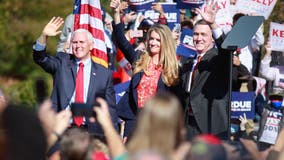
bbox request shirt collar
[75,58,92,66]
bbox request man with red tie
[181,2,230,140]
[33,17,118,135]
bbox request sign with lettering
[176,0,204,9]
[269,22,284,52]
[259,110,282,144]
[176,29,197,58]
[198,0,232,33]
[114,81,130,104]
[143,3,180,29]
[128,0,158,12]
[234,0,277,19]
[231,92,255,119]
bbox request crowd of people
[1,0,284,159]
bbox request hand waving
[110,0,121,13]
[239,113,248,131]
[42,17,64,37]
[152,3,164,14]
[195,0,218,24]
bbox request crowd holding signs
[111,0,284,147]
[270,22,284,52]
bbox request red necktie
[74,62,84,126]
[190,55,202,91]
[188,55,202,115]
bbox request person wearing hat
[258,92,284,151]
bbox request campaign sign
[231,92,255,119]
[176,0,204,9]
[259,110,283,144]
[128,0,158,12]
[198,0,232,33]
[234,0,277,19]
[114,81,130,104]
[176,29,197,58]
[143,3,180,30]
[269,22,284,52]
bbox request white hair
[72,29,94,43]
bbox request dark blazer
[181,34,230,135]
[33,49,118,135]
[113,22,179,137]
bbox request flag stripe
[73,0,108,68]
[80,0,101,8]
[79,4,102,20]
[93,37,107,53]
[76,23,105,42]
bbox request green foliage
[0,0,71,106]
[0,0,72,78]
[263,1,284,38]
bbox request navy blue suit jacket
[33,49,118,135]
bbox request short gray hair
[72,29,94,43]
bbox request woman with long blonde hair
[127,92,185,157]
[111,0,180,139]
[94,93,188,160]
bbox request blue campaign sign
[176,29,197,58]
[128,0,158,12]
[176,0,204,9]
[114,81,130,104]
[231,92,255,119]
[143,3,180,30]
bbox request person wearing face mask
[257,93,284,151]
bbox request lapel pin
[93,72,96,76]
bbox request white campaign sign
[234,0,277,19]
[259,110,282,144]
[269,22,284,52]
[198,0,232,33]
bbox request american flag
[73,0,108,68]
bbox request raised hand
[38,100,71,148]
[152,3,164,15]
[195,0,218,25]
[93,97,127,157]
[124,11,137,24]
[239,113,248,131]
[265,40,272,56]
[110,0,121,24]
[42,17,64,37]
[110,0,121,13]
[93,97,113,127]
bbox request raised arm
[33,17,65,74]
[37,17,64,45]
[195,0,225,48]
[38,100,71,150]
[110,0,138,64]
[152,3,167,25]
[94,98,127,158]
[195,0,219,30]
[259,41,278,81]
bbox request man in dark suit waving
[33,17,118,135]
[181,2,230,140]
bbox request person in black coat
[181,2,231,140]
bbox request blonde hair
[133,25,179,86]
[127,92,184,156]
